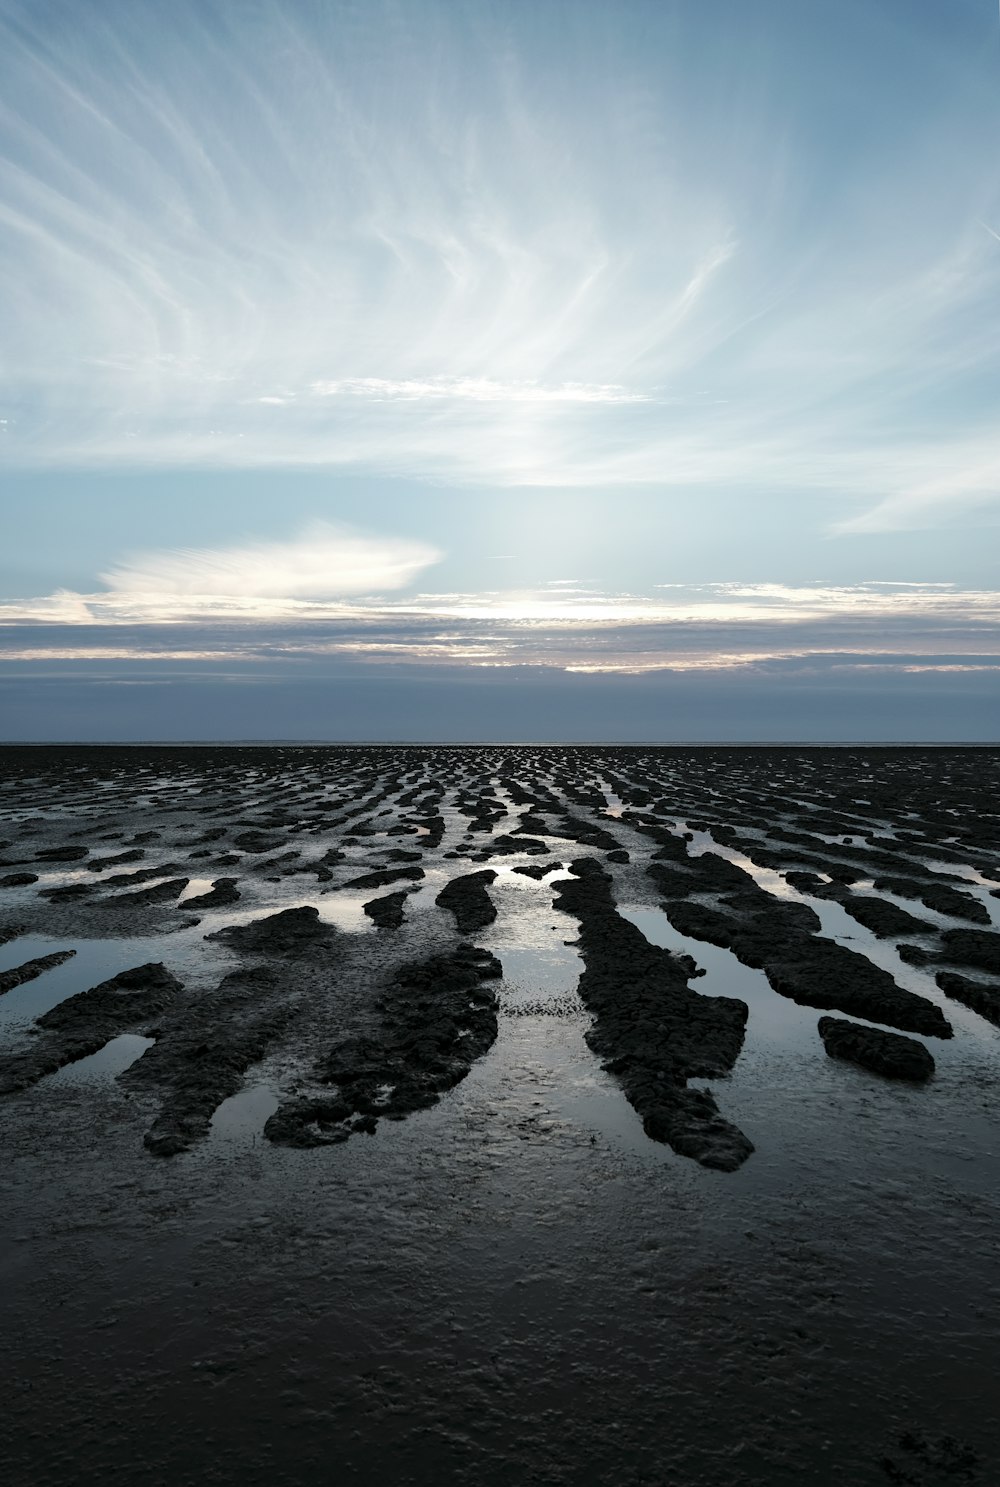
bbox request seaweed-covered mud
[2,745,1000,1486]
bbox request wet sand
[1,744,999,1484]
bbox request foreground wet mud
[1,744,999,1484]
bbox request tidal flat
[1,743,999,1485]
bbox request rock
[35,845,89,862]
[362,891,409,929]
[939,929,1000,975]
[184,878,240,908]
[0,962,181,1094]
[0,950,76,997]
[207,905,337,956]
[0,873,37,888]
[435,870,497,933]
[266,945,502,1148]
[342,865,424,890]
[817,1016,935,1081]
[935,971,1000,1027]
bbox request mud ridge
[554,857,753,1172]
[265,944,502,1147]
[0,963,182,1093]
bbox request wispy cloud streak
[1,2,999,530]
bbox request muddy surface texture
[1,744,999,1485]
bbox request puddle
[177,878,216,903]
[672,827,999,1048]
[47,1034,154,1083]
[0,927,238,1032]
[618,904,821,1061]
[316,893,378,934]
[210,1085,280,1140]
[453,869,659,1156]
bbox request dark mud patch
[939,929,1000,975]
[435,870,498,933]
[0,963,182,1093]
[206,905,337,957]
[341,865,425,891]
[362,891,409,929]
[818,1016,935,1081]
[120,966,294,1156]
[183,878,240,909]
[554,858,752,1171]
[935,971,1000,1027]
[101,877,190,908]
[265,944,502,1147]
[645,840,952,1039]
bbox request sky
[2,0,999,741]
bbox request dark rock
[35,845,89,862]
[363,891,409,929]
[554,859,752,1172]
[266,945,502,1148]
[939,928,1000,974]
[0,950,76,997]
[184,878,240,909]
[936,971,1000,1025]
[207,905,337,956]
[0,873,37,888]
[817,1016,935,1081]
[435,870,498,933]
[341,865,424,891]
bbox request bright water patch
[210,1085,280,1140]
[618,904,820,1060]
[47,1034,154,1082]
[0,923,241,1032]
[177,878,216,903]
[672,825,996,1047]
[316,893,378,934]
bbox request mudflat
[1,744,999,1484]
